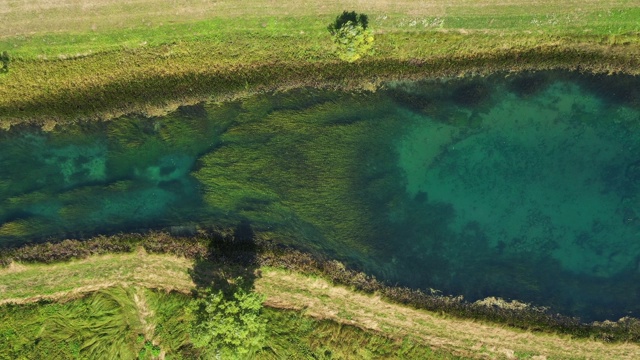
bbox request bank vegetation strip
[1,250,639,360]
[0,0,638,127]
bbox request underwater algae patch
[192,91,409,259]
[392,73,640,320]
[1,72,640,321]
[0,107,223,242]
[398,81,640,276]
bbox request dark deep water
[1,71,640,321]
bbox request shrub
[328,11,369,34]
[187,279,267,359]
[327,12,374,62]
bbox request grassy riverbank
[0,0,639,127]
[2,249,640,359]
[0,284,457,360]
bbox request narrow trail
[133,287,155,340]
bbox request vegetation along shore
[0,0,638,127]
[1,231,640,359]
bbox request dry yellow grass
[0,249,195,305]
[256,269,640,359]
[2,253,640,359]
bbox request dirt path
[133,287,155,340]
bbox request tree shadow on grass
[189,220,259,295]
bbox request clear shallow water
[1,72,640,321]
[400,82,638,278]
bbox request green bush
[327,11,369,34]
[328,11,374,62]
[187,279,267,359]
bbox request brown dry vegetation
[2,252,640,359]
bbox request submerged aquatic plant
[507,72,551,98]
[451,82,493,107]
[193,92,406,262]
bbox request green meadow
[0,287,460,360]
[0,0,638,127]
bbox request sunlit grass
[0,251,194,302]
[2,251,640,359]
[259,307,462,359]
[0,287,143,359]
[0,1,638,127]
[0,284,458,360]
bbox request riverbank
[0,0,638,128]
[2,242,640,359]
[2,231,640,344]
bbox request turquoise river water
[1,71,639,321]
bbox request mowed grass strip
[256,268,640,360]
[0,249,194,304]
[2,0,637,60]
[2,253,640,359]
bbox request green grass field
[0,0,638,127]
[0,287,459,360]
[2,0,639,58]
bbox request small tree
[328,11,369,33]
[328,11,374,62]
[187,279,267,359]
